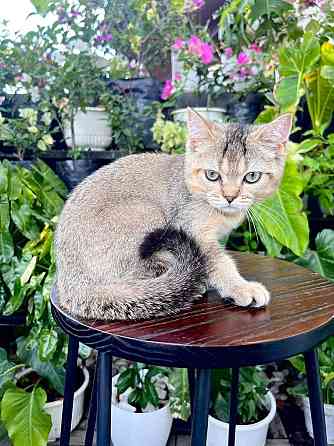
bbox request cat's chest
[202,212,243,238]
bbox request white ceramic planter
[111,374,173,446]
[64,107,112,150]
[303,397,334,443]
[172,107,226,125]
[46,366,89,442]
[206,391,276,446]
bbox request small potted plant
[207,367,276,446]
[112,363,173,446]
[288,338,334,444]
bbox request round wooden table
[51,252,334,446]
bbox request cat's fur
[54,109,292,320]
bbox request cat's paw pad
[229,281,270,308]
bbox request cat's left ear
[251,113,293,152]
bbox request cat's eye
[244,172,262,184]
[205,170,220,182]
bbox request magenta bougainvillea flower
[236,52,250,65]
[188,35,213,64]
[174,72,182,81]
[161,80,175,100]
[224,47,233,58]
[192,0,205,8]
[172,38,185,50]
[249,43,262,53]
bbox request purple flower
[70,9,81,17]
[224,47,233,58]
[193,0,205,8]
[237,52,250,65]
[95,33,113,43]
[161,80,174,100]
[188,36,214,65]
[172,38,185,50]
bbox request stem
[0,364,25,379]
[70,109,76,150]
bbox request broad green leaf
[0,231,14,263]
[252,158,309,256]
[296,229,334,281]
[321,41,334,65]
[1,255,33,293]
[31,0,50,14]
[11,202,40,240]
[254,106,278,124]
[33,160,67,198]
[0,163,8,195]
[17,337,65,395]
[275,75,301,110]
[321,65,334,81]
[297,138,323,153]
[169,368,190,421]
[38,328,58,361]
[0,348,16,396]
[7,167,22,201]
[251,0,292,20]
[20,256,37,285]
[3,279,30,315]
[1,386,51,446]
[0,199,10,231]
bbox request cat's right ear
[187,107,214,152]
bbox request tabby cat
[54,109,292,320]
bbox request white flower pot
[111,374,173,446]
[206,391,276,446]
[172,107,226,125]
[64,107,112,150]
[303,397,334,443]
[45,366,89,442]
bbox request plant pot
[172,107,227,124]
[46,366,89,442]
[303,397,334,443]
[111,374,173,446]
[63,107,112,150]
[206,391,276,446]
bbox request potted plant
[112,363,173,446]
[207,367,276,446]
[288,338,334,443]
[0,160,90,445]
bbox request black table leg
[191,368,211,446]
[85,357,99,446]
[228,368,240,446]
[304,349,328,446]
[60,336,79,446]
[96,352,113,446]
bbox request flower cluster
[210,43,267,94]
[172,35,214,65]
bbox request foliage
[1,386,51,446]
[115,363,169,412]
[293,229,334,282]
[152,111,187,154]
[0,160,68,446]
[168,368,191,421]
[288,338,334,404]
[212,367,269,424]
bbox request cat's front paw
[223,281,270,308]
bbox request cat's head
[185,108,292,214]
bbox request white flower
[42,112,52,126]
[37,140,47,151]
[42,134,54,145]
[30,87,40,103]
[19,108,38,125]
[28,126,39,134]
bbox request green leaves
[252,158,309,257]
[295,229,334,281]
[251,0,292,20]
[1,386,51,446]
[30,0,50,14]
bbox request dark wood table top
[52,253,334,368]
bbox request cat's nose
[225,196,236,204]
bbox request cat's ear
[251,113,293,152]
[187,107,215,152]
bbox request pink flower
[161,80,175,100]
[188,36,214,65]
[249,43,262,53]
[188,35,203,57]
[174,72,182,81]
[200,42,213,64]
[95,33,113,43]
[236,52,250,65]
[192,0,205,8]
[172,38,185,50]
[224,47,233,58]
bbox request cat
[54,108,292,320]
